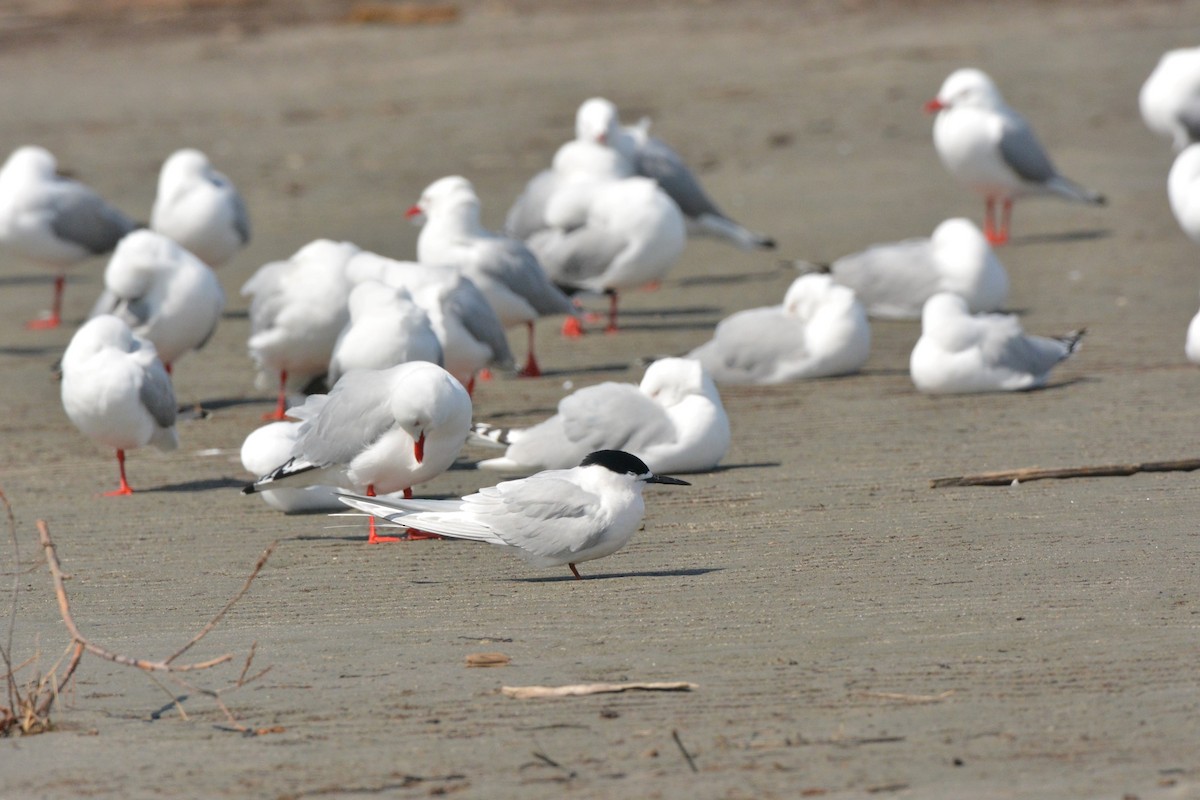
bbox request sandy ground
[2,1,1200,797]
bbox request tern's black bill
[647,474,690,486]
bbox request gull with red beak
[406,176,576,377]
[925,68,1104,245]
[242,360,472,543]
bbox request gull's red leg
[103,449,134,496]
[263,370,289,421]
[26,275,65,330]
[519,322,541,377]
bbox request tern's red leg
[366,484,401,544]
[519,322,541,377]
[562,316,585,338]
[103,449,134,496]
[26,275,65,330]
[569,563,582,579]
[403,487,442,540]
[604,292,620,335]
[262,370,289,421]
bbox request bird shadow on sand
[147,477,246,492]
[0,345,65,357]
[0,274,55,287]
[531,362,637,379]
[513,567,723,583]
[1008,228,1111,246]
[676,269,792,288]
[702,461,782,473]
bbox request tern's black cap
[580,450,690,485]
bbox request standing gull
[0,146,139,328]
[687,273,871,384]
[345,251,514,393]
[1168,143,1200,244]
[241,239,359,419]
[471,357,729,474]
[408,175,575,377]
[60,314,178,495]
[909,292,1084,394]
[586,97,776,251]
[151,148,251,268]
[338,449,689,578]
[925,68,1104,245]
[94,229,226,372]
[327,280,443,387]
[242,360,472,543]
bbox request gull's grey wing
[230,186,252,245]
[985,325,1073,378]
[294,371,395,465]
[447,277,515,367]
[997,116,1058,184]
[48,179,138,255]
[691,306,805,382]
[137,349,177,430]
[482,238,576,315]
[829,237,941,319]
[633,134,724,220]
[532,226,625,288]
[505,169,557,240]
[557,381,676,452]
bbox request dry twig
[502,681,698,699]
[930,457,1200,488]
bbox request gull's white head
[346,279,416,319]
[640,356,720,406]
[1,145,58,184]
[62,314,139,369]
[407,175,479,225]
[920,291,971,330]
[926,68,1004,113]
[161,148,211,180]
[782,273,843,319]
[387,361,472,465]
[575,97,621,145]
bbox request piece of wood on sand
[930,457,1200,488]
[501,681,698,699]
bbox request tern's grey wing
[48,180,138,255]
[505,169,557,240]
[997,116,1058,184]
[486,239,576,315]
[830,238,941,318]
[634,134,723,220]
[462,475,608,558]
[448,278,515,367]
[558,382,676,452]
[294,371,394,465]
[137,351,177,430]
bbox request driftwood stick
[930,457,1200,488]
[502,681,698,699]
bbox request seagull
[1140,47,1200,151]
[795,218,1009,319]
[150,148,251,267]
[327,280,443,387]
[909,292,1084,394]
[242,360,472,543]
[1187,297,1200,365]
[580,97,775,251]
[92,230,226,372]
[241,239,360,420]
[344,251,514,393]
[687,273,870,384]
[528,175,686,335]
[925,68,1105,245]
[60,314,178,495]
[471,357,730,474]
[337,449,689,578]
[0,145,139,329]
[240,419,343,514]
[408,175,576,377]
[1168,143,1200,244]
